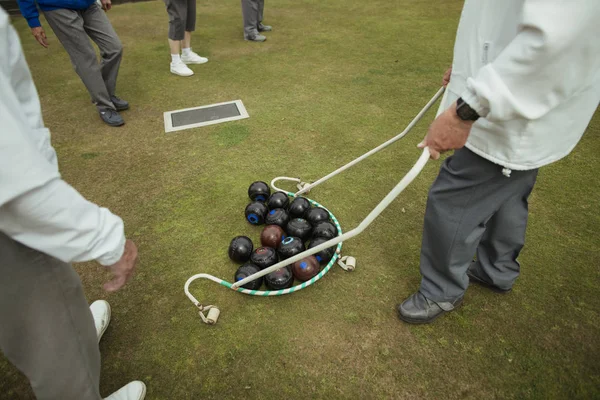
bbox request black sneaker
[99,109,125,127]
[111,95,129,111]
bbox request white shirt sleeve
[461,0,600,122]
[0,9,125,266]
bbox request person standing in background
[165,0,209,77]
[241,0,271,42]
[16,0,129,127]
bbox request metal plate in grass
[163,100,249,133]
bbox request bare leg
[168,38,180,55]
[182,31,192,49]
[170,32,191,55]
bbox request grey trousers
[241,0,264,38]
[419,147,538,303]
[165,0,196,41]
[0,233,102,400]
[44,3,123,112]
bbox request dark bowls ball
[288,197,311,219]
[286,218,312,241]
[250,246,278,270]
[234,262,263,290]
[312,221,337,239]
[277,236,305,260]
[305,207,330,225]
[308,237,336,264]
[265,208,290,229]
[245,201,268,225]
[228,236,253,263]
[248,181,271,202]
[267,191,290,210]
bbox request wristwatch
[456,97,480,121]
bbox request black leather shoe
[397,292,463,324]
[111,95,129,111]
[258,24,272,32]
[467,266,512,294]
[99,109,125,127]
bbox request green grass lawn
[2,0,599,398]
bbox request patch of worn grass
[81,152,101,159]
[210,123,251,147]
[2,0,599,399]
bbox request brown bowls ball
[292,255,320,282]
[260,225,286,248]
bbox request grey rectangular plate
[164,100,249,133]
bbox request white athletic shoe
[104,381,147,400]
[244,34,267,42]
[90,300,111,343]
[170,61,194,77]
[181,51,208,65]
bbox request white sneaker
[104,381,146,400]
[244,34,267,42]
[170,61,194,77]
[181,51,208,64]
[90,300,111,343]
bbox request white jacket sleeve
[462,0,600,122]
[0,180,126,266]
[0,9,125,266]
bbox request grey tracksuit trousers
[418,147,538,302]
[241,0,265,38]
[0,233,102,400]
[44,3,123,112]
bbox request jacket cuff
[461,83,490,118]
[96,234,126,266]
[27,17,41,28]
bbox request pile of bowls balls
[228,181,338,290]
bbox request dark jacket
[17,0,97,27]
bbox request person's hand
[100,0,111,11]
[442,67,452,87]
[103,239,138,292]
[31,27,49,48]
[418,102,474,160]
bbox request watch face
[457,101,479,121]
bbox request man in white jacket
[397,0,600,324]
[0,8,146,399]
